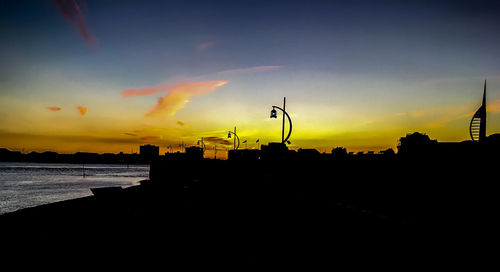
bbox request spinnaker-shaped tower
[469,80,487,142]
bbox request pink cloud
[196,41,216,51]
[217,65,284,75]
[120,79,189,98]
[145,80,228,117]
[46,106,62,112]
[76,106,87,116]
[52,0,96,46]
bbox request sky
[1,0,500,157]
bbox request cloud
[217,65,284,75]
[406,100,500,128]
[141,136,160,142]
[124,132,138,136]
[120,79,189,98]
[76,106,87,116]
[196,41,216,51]
[145,80,228,117]
[52,0,96,46]
[203,136,232,146]
[46,106,62,112]
[176,121,185,126]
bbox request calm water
[0,162,149,214]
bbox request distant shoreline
[1,147,152,165]
[0,160,150,165]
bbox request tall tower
[469,80,487,142]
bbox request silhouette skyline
[1,81,496,160]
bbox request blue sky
[1,0,500,155]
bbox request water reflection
[0,162,149,214]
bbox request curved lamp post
[227,126,240,150]
[270,97,292,144]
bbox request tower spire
[479,79,487,141]
[482,79,487,106]
[469,79,487,142]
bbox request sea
[0,162,149,215]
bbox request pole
[282,97,286,143]
[234,126,237,150]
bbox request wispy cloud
[120,79,189,98]
[176,121,185,126]
[217,65,284,75]
[140,136,160,142]
[124,132,138,136]
[45,106,62,112]
[52,0,96,46]
[203,136,232,145]
[76,106,87,116]
[144,80,228,117]
[196,41,216,51]
[406,99,500,128]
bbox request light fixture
[270,107,277,118]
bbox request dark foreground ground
[1,157,497,267]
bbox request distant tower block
[470,80,487,142]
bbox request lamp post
[227,126,240,150]
[270,97,292,144]
[197,137,206,155]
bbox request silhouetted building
[331,147,348,160]
[380,148,395,156]
[185,146,204,160]
[486,133,500,144]
[297,148,320,160]
[228,149,260,160]
[140,144,159,162]
[162,146,204,160]
[397,132,438,156]
[470,80,487,142]
[398,131,500,161]
[260,142,290,160]
[164,152,186,160]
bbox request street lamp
[270,97,292,144]
[197,137,206,155]
[227,126,240,150]
[270,108,277,118]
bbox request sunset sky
[1,0,500,157]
